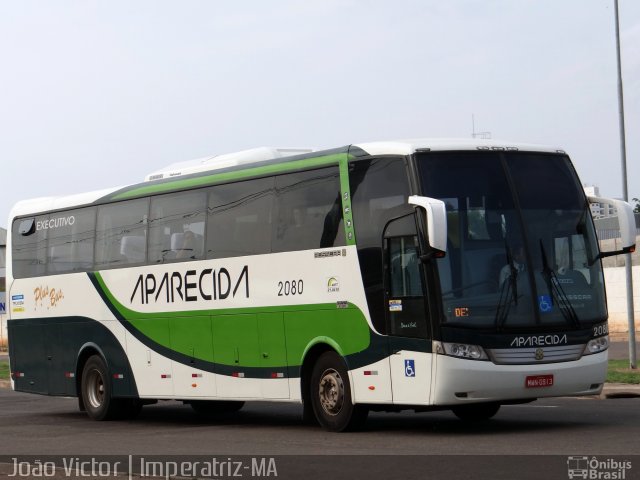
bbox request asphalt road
[1,344,639,479]
[0,388,638,455]
[1,390,639,479]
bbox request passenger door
[384,214,432,405]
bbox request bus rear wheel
[451,402,500,422]
[310,351,368,432]
[81,355,125,421]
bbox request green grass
[607,359,640,384]
[0,361,9,381]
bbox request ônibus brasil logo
[567,456,632,479]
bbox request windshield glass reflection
[417,151,606,330]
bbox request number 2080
[593,324,608,337]
[278,280,303,296]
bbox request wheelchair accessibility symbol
[404,359,415,377]
[538,295,553,313]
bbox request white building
[583,185,617,218]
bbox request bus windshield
[416,150,607,330]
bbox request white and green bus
[7,140,635,431]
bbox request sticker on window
[389,299,402,312]
[538,295,553,313]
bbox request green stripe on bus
[109,153,349,201]
[93,272,371,368]
[338,155,357,246]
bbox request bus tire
[81,355,122,421]
[189,400,245,416]
[302,400,319,425]
[310,351,368,432]
[451,402,500,422]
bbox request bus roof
[354,138,565,156]
[143,139,564,181]
[9,138,566,220]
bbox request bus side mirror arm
[419,249,446,263]
[588,195,636,263]
[408,195,447,259]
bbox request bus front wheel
[310,351,368,432]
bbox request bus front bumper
[432,350,607,405]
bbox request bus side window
[119,235,146,263]
[349,157,412,335]
[13,208,96,277]
[273,167,345,253]
[47,207,95,273]
[207,177,274,259]
[206,177,273,258]
[12,215,48,278]
[148,190,206,263]
[95,199,149,268]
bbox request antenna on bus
[471,114,492,140]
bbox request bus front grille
[486,344,586,365]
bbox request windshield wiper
[539,240,580,328]
[495,243,518,330]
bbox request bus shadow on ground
[44,400,595,436]
[364,412,588,436]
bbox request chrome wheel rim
[318,368,344,416]
[86,368,105,409]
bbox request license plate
[525,374,554,388]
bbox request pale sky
[1,0,639,228]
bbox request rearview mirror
[588,195,636,259]
[408,195,447,255]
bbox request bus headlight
[585,335,609,355]
[439,342,488,360]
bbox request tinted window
[384,213,429,338]
[149,190,206,263]
[12,209,96,277]
[207,177,274,258]
[417,151,606,329]
[506,154,584,210]
[273,167,344,253]
[350,157,411,333]
[47,208,95,273]
[95,199,149,268]
[388,235,423,297]
[12,216,48,278]
[350,158,411,248]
